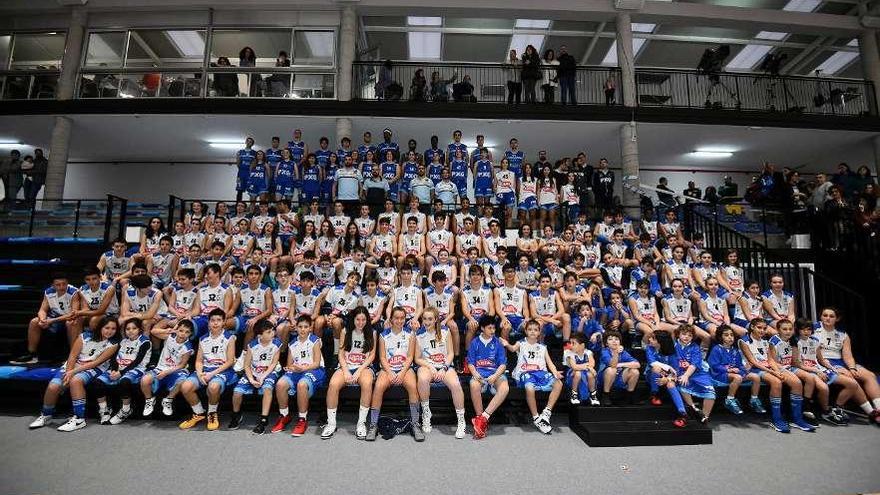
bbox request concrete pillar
[619,122,641,218]
[337,4,357,102]
[336,117,352,146]
[615,13,637,108]
[44,116,72,200]
[57,8,87,101]
[858,29,880,114]
[872,134,880,177]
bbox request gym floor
[0,412,878,495]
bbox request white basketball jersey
[381,328,412,372]
[416,327,451,369]
[289,334,324,367]
[513,340,548,379]
[155,335,193,372]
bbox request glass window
[126,29,206,68]
[85,31,125,68]
[294,31,335,66]
[0,35,11,70]
[291,73,334,98]
[10,32,66,70]
[211,29,291,68]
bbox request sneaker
[869,410,880,425]
[600,393,612,407]
[803,411,819,427]
[99,409,111,425]
[687,404,703,419]
[411,422,426,442]
[700,414,710,424]
[821,410,847,426]
[57,416,86,432]
[771,418,791,433]
[365,422,378,441]
[589,393,600,407]
[534,417,552,434]
[271,415,291,433]
[422,409,432,433]
[29,414,52,429]
[455,419,466,439]
[472,415,488,439]
[143,397,156,416]
[673,415,687,428]
[179,413,205,430]
[10,353,37,365]
[569,391,580,405]
[206,412,219,431]
[320,422,337,439]
[749,398,767,414]
[291,417,308,437]
[109,408,132,425]
[355,421,367,440]
[724,397,744,415]
[233,352,245,373]
[161,398,174,416]
[792,418,816,432]
[831,406,849,423]
[227,412,242,430]
[538,409,552,425]
[650,395,662,406]
[253,418,268,434]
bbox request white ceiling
[0,114,875,173]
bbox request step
[571,404,677,423]
[571,419,713,447]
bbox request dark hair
[83,266,101,278]
[239,46,256,62]
[208,308,226,320]
[344,306,374,353]
[254,318,274,335]
[175,319,195,334]
[570,332,588,345]
[603,330,623,345]
[144,216,166,238]
[478,314,497,329]
[90,316,119,342]
[654,330,675,355]
[122,317,144,335]
[713,324,735,345]
[177,268,196,280]
[204,263,222,276]
[299,270,316,282]
[130,274,153,289]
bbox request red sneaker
[291,417,308,437]
[650,395,662,406]
[673,416,687,428]
[471,415,488,439]
[270,414,291,433]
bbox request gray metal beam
[582,21,607,64]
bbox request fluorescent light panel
[755,31,787,41]
[302,31,334,58]
[408,31,442,60]
[601,38,648,66]
[691,150,733,158]
[508,34,545,58]
[209,142,244,149]
[166,30,205,58]
[515,19,551,29]
[815,51,859,75]
[726,44,773,70]
[783,0,821,12]
[407,16,442,26]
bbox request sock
[456,408,465,422]
[97,399,108,413]
[420,400,431,415]
[668,387,686,415]
[409,402,420,423]
[260,415,268,422]
[279,407,289,417]
[370,407,380,425]
[192,403,205,415]
[860,402,873,414]
[481,411,490,419]
[121,403,131,413]
[790,394,803,420]
[333,338,340,355]
[357,405,369,425]
[648,374,659,394]
[751,395,759,401]
[41,405,55,416]
[770,397,783,423]
[326,408,337,425]
[72,399,85,418]
[727,395,735,400]
[298,412,307,419]
[207,404,218,414]
[873,398,880,410]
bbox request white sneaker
[320,423,336,439]
[533,417,551,434]
[143,397,155,416]
[29,414,51,429]
[99,409,111,425]
[233,352,245,372]
[589,394,601,406]
[355,421,367,440]
[161,398,174,416]
[455,420,466,439]
[539,409,552,424]
[422,409,433,433]
[57,416,86,432]
[109,408,132,425]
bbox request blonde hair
[421,307,443,344]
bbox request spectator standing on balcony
[376,60,402,101]
[212,57,238,97]
[823,185,850,250]
[410,69,427,102]
[683,181,702,201]
[505,49,522,104]
[521,45,541,104]
[1,149,21,209]
[604,73,617,106]
[429,71,455,102]
[832,162,859,200]
[266,51,291,97]
[541,49,559,104]
[239,46,261,97]
[593,158,615,211]
[704,186,719,205]
[557,45,577,105]
[810,173,832,210]
[656,177,677,208]
[24,148,47,206]
[855,165,876,196]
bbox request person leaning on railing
[410,69,427,102]
[504,50,522,104]
[429,71,455,102]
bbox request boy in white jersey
[191,264,233,338]
[146,236,179,289]
[142,320,194,417]
[73,266,118,334]
[456,217,483,262]
[292,271,324,339]
[179,309,237,431]
[269,266,294,343]
[397,215,425,271]
[119,274,167,337]
[501,320,563,434]
[529,273,566,341]
[230,320,282,432]
[387,264,423,330]
[272,316,326,437]
[232,265,274,353]
[15,273,80,364]
[155,268,197,335]
[97,238,131,284]
[425,212,455,267]
[460,265,495,352]
[369,217,397,263]
[360,276,388,330]
[494,263,530,341]
[316,271,363,356]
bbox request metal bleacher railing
[0,194,128,243]
[352,61,878,117]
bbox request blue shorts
[96,369,145,386]
[279,368,326,397]
[696,320,722,332]
[518,196,537,211]
[233,371,279,395]
[517,370,556,391]
[808,366,838,384]
[236,172,249,192]
[471,368,506,395]
[184,369,237,393]
[192,315,210,338]
[275,183,295,199]
[601,366,633,391]
[732,318,750,328]
[505,315,525,337]
[566,205,580,221]
[50,368,102,387]
[496,192,515,207]
[565,369,594,397]
[540,322,557,338]
[475,181,493,198]
[453,180,467,199]
[540,203,557,211]
[147,369,189,394]
[46,320,67,334]
[300,189,321,204]
[247,181,268,196]
[233,315,256,334]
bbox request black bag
[377,416,412,439]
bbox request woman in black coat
[521,45,541,104]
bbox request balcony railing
[0,70,61,100]
[352,60,878,117]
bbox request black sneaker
[569,391,580,405]
[227,412,243,430]
[252,417,268,434]
[821,410,847,426]
[600,393,612,407]
[10,353,37,365]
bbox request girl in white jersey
[414,308,467,439]
[322,307,376,440]
[501,320,563,434]
[763,274,796,331]
[814,307,880,424]
[366,306,424,442]
[93,318,151,425]
[517,162,538,229]
[28,316,119,431]
[721,249,745,304]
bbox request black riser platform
[571,419,713,447]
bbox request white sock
[298,412,307,419]
[279,407,289,417]
[238,350,246,359]
[121,403,131,413]
[357,405,369,425]
[456,408,465,422]
[333,338,340,355]
[162,398,173,405]
[421,400,431,414]
[860,402,873,414]
[207,404,218,414]
[97,399,108,413]
[192,403,204,415]
[327,408,337,425]
[481,411,490,419]
[872,398,880,410]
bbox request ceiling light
[692,148,735,158]
[515,19,551,29]
[209,142,245,149]
[407,16,442,26]
[166,30,205,58]
[408,31,441,60]
[815,51,859,75]
[0,139,21,145]
[509,34,545,58]
[631,23,656,33]
[755,31,786,41]
[726,44,773,70]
